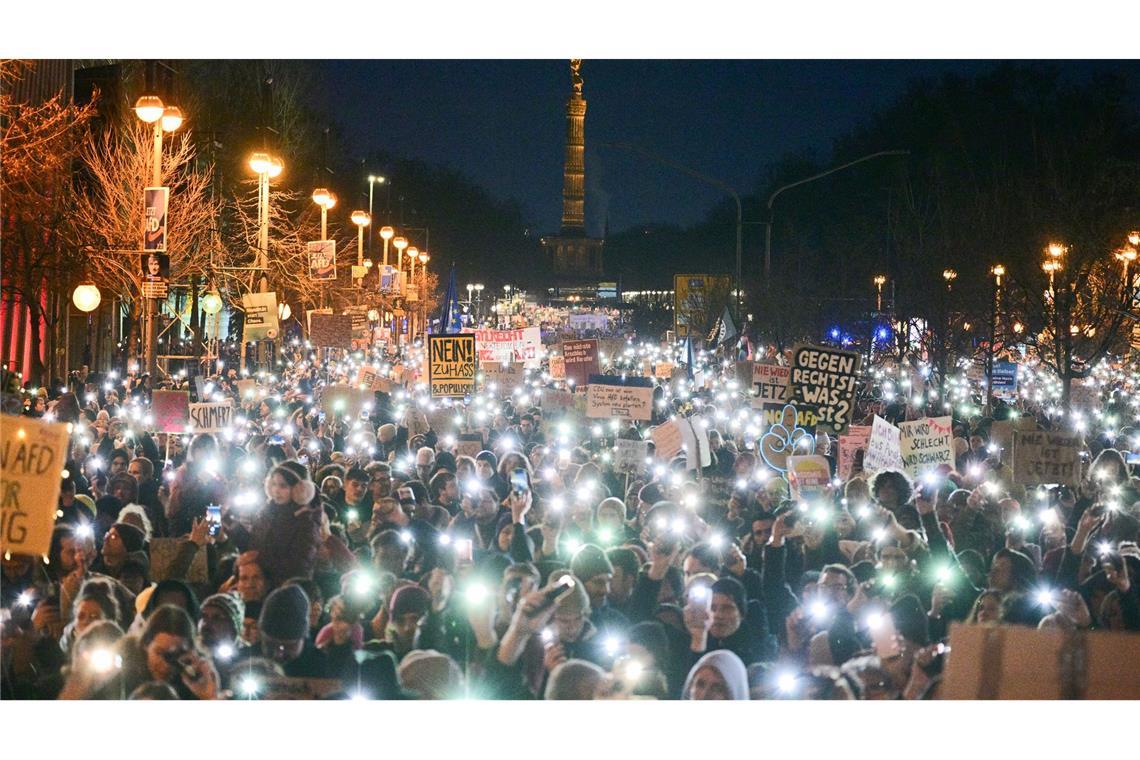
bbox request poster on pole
[309,313,353,350]
[474,327,542,368]
[151,391,190,433]
[188,401,234,434]
[898,416,954,478]
[307,240,337,281]
[241,291,280,342]
[586,375,654,421]
[991,361,1018,394]
[838,425,872,480]
[1012,431,1082,486]
[752,363,791,405]
[674,273,732,340]
[562,339,600,387]
[143,186,168,252]
[789,344,861,434]
[1,415,70,558]
[863,415,903,473]
[427,334,476,398]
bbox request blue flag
[437,264,464,334]
[685,336,696,381]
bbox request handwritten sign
[787,455,832,501]
[474,327,542,368]
[428,334,476,398]
[309,313,353,350]
[898,416,954,478]
[151,391,190,433]
[235,379,259,402]
[1,415,70,557]
[838,425,872,480]
[549,355,566,380]
[355,366,391,393]
[320,385,372,420]
[586,376,654,421]
[614,438,649,472]
[789,344,861,434]
[1012,431,1082,486]
[188,401,234,433]
[650,419,684,461]
[481,361,525,393]
[562,339,600,387]
[760,402,818,431]
[752,363,790,404]
[863,415,903,473]
[456,433,485,460]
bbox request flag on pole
[712,305,738,348]
[685,336,696,381]
[437,264,463,334]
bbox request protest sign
[148,537,208,583]
[151,391,190,433]
[752,363,791,404]
[787,455,832,501]
[789,344,861,434]
[990,416,1036,465]
[549,355,566,380]
[586,375,654,421]
[241,291,279,342]
[1,415,70,557]
[474,327,542,368]
[188,401,234,433]
[653,361,675,378]
[863,415,903,473]
[613,438,650,472]
[991,361,1018,394]
[235,379,259,402]
[320,385,372,420]
[1070,380,1099,413]
[838,425,872,480]
[760,402,818,431]
[482,361,526,393]
[428,334,476,398]
[261,676,344,700]
[650,419,684,461]
[354,365,391,392]
[456,433,485,460]
[344,306,371,351]
[758,404,815,473]
[562,339,600,387]
[309,313,353,350]
[306,240,337,281]
[1012,431,1082,486]
[540,388,576,412]
[898,416,954,477]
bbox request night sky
[313,59,1125,237]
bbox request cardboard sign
[789,344,861,434]
[456,433,485,460]
[355,366,391,393]
[309,313,353,350]
[562,339,600,387]
[787,455,832,501]
[148,537,208,583]
[752,363,791,404]
[863,415,903,473]
[650,419,684,461]
[428,334,476,398]
[1,415,70,557]
[1012,431,1082,486]
[760,402,818,431]
[990,417,1035,465]
[1070,380,1098,413]
[540,388,576,412]
[649,418,709,471]
[481,362,525,393]
[261,676,344,700]
[586,376,654,421]
[320,385,372,420]
[151,391,190,433]
[188,401,234,433]
[235,379,259,402]
[653,361,675,378]
[898,416,954,477]
[474,327,542,368]
[549,355,566,380]
[241,291,279,343]
[838,425,872,480]
[613,438,649,472]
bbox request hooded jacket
[681,650,750,700]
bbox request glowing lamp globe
[406,246,419,259]
[249,152,271,175]
[351,210,371,227]
[267,156,283,178]
[134,95,165,123]
[393,236,408,252]
[200,292,224,315]
[72,283,102,313]
[380,226,395,241]
[312,188,331,206]
[160,106,184,132]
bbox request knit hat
[388,584,431,619]
[711,576,747,616]
[111,522,146,553]
[202,593,245,638]
[569,544,614,583]
[628,621,670,666]
[259,585,311,641]
[475,450,498,468]
[890,594,930,646]
[266,461,317,505]
[397,649,463,699]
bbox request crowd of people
[2,338,1138,701]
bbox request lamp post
[135,93,183,377]
[985,264,1006,416]
[873,275,887,312]
[418,251,430,338]
[380,226,395,268]
[247,151,283,374]
[474,283,484,324]
[351,210,370,288]
[367,175,385,258]
[311,188,336,239]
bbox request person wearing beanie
[569,544,630,635]
[384,584,431,661]
[230,460,323,588]
[250,585,332,678]
[91,522,147,579]
[199,593,245,652]
[682,575,777,668]
[397,649,464,699]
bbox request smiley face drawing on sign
[759,404,815,473]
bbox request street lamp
[248,151,284,374]
[72,283,102,313]
[942,269,957,290]
[367,175,385,257]
[312,188,336,239]
[393,236,408,277]
[379,226,395,267]
[873,275,887,312]
[351,211,370,287]
[986,263,1006,416]
[406,246,419,279]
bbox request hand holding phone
[206,504,222,537]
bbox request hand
[61,554,88,604]
[769,512,794,546]
[511,589,558,636]
[929,583,948,618]
[508,490,532,525]
[319,510,332,542]
[465,590,498,650]
[682,602,711,651]
[1072,508,1106,555]
[1056,589,1092,628]
[32,601,64,641]
[189,517,209,548]
[784,606,812,653]
[847,580,872,616]
[1104,558,1131,594]
[543,641,567,673]
[180,651,220,700]
[647,540,681,581]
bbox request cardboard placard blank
[309,313,353,349]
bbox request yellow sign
[429,334,476,398]
[1,415,70,557]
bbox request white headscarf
[681,650,750,700]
